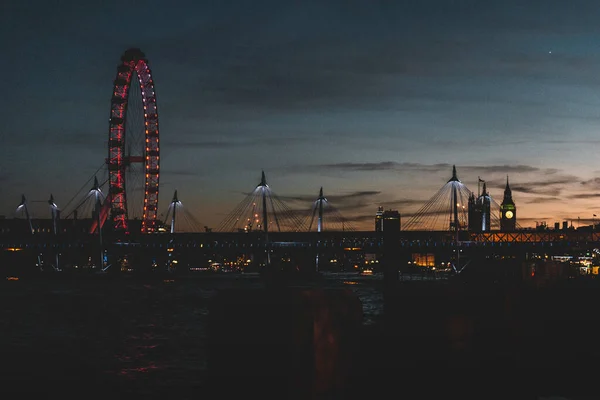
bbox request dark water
[0,273,383,397]
[5,272,591,399]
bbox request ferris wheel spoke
[107,48,160,233]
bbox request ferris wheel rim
[107,48,160,234]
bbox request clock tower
[500,176,516,231]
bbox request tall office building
[383,210,401,232]
[375,206,384,232]
[375,207,401,232]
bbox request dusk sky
[3,0,600,231]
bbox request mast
[317,187,324,233]
[48,194,60,271]
[481,183,487,231]
[170,190,178,234]
[17,195,43,269]
[447,165,460,233]
[260,171,268,236]
[167,190,180,272]
[48,194,58,235]
[92,176,104,270]
[259,171,271,269]
[316,187,327,272]
[17,195,34,235]
[453,184,459,232]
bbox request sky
[2,0,600,231]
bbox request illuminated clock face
[505,210,514,219]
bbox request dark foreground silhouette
[2,272,600,399]
[208,277,600,400]
[353,279,600,400]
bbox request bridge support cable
[16,195,35,235]
[403,165,472,231]
[60,163,107,218]
[403,183,454,230]
[267,191,282,233]
[217,194,257,232]
[407,184,447,231]
[63,186,103,221]
[216,171,306,233]
[305,187,356,232]
[162,190,205,233]
[16,195,45,269]
[308,201,319,232]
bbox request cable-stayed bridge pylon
[216,171,306,233]
[306,187,355,232]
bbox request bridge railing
[470,231,600,243]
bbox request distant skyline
[3,1,600,230]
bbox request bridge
[2,228,599,276]
[3,48,597,276]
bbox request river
[0,272,384,397]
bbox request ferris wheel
[107,48,160,233]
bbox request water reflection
[0,273,383,393]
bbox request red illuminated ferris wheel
[107,48,160,233]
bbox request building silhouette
[468,182,491,232]
[375,206,384,232]
[375,209,400,232]
[500,176,517,231]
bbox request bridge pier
[382,230,401,317]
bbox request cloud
[278,190,381,203]
[508,175,579,195]
[161,169,201,178]
[4,128,101,149]
[318,162,416,172]
[342,213,380,223]
[294,163,561,192]
[580,178,600,188]
[464,165,552,174]
[153,4,600,123]
[569,193,600,200]
[325,191,381,200]
[523,196,562,204]
[516,217,560,224]
[162,136,307,149]
[511,185,559,195]
[162,140,239,149]
[308,162,548,174]
[151,10,521,116]
[377,199,426,209]
[275,194,316,203]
